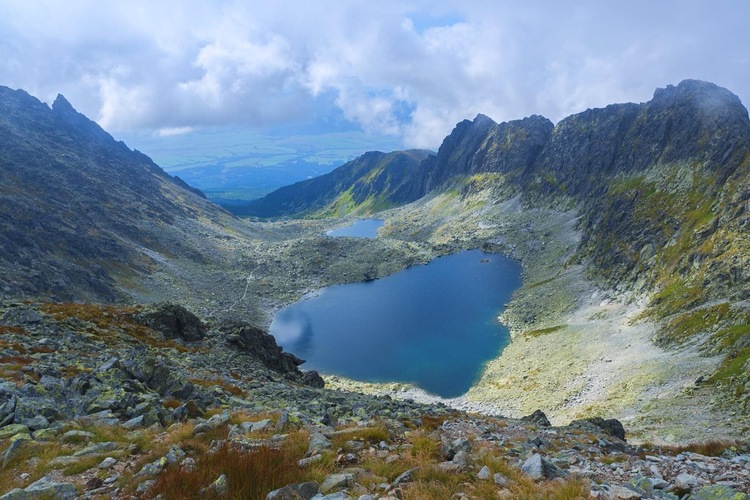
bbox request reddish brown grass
[149,440,307,499]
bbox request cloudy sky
[1,0,748,149]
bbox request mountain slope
[242,149,433,217]
[0,87,247,303]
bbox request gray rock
[2,439,26,468]
[121,415,144,429]
[74,441,118,456]
[308,431,331,454]
[135,457,168,478]
[137,303,206,341]
[689,485,749,500]
[452,450,468,466]
[99,457,117,469]
[522,409,551,427]
[1,476,77,499]
[0,424,29,439]
[211,474,229,496]
[298,454,323,467]
[317,493,351,500]
[493,473,509,486]
[674,472,700,489]
[20,415,49,431]
[392,467,419,486]
[605,485,642,499]
[61,430,94,442]
[136,479,156,493]
[521,453,568,480]
[266,481,320,499]
[320,473,354,494]
[165,445,186,464]
[477,465,491,480]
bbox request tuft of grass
[0,326,28,336]
[189,378,247,398]
[150,433,309,499]
[642,439,739,457]
[408,432,442,463]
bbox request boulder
[136,303,206,341]
[569,417,626,441]
[266,482,320,500]
[522,409,551,427]
[222,322,303,374]
[521,453,568,480]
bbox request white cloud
[0,0,748,149]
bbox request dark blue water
[270,250,522,398]
[325,219,384,238]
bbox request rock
[689,485,749,500]
[0,424,29,439]
[522,409,551,427]
[674,472,700,490]
[135,457,168,478]
[0,476,77,499]
[308,431,331,453]
[477,465,491,480]
[606,485,642,499]
[298,455,323,467]
[245,418,272,433]
[521,453,568,480]
[2,439,25,468]
[320,473,354,494]
[266,481,320,499]
[181,457,196,473]
[21,415,49,430]
[222,322,304,374]
[392,467,419,486]
[165,445,186,464]
[493,473,509,486]
[61,430,94,442]
[136,479,156,493]
[32,428,58,441]
[99,457,117,469]
[136,303,206,341]
[85,477,104,490]
[303,371,325,388]
[452,450,468,466]
[73,441,118,456]
[211,474,229,496]
[122,415,144,429]
[569,417,626,441]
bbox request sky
[1,0,749,150]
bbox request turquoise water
[325,219,384,238]
[270,250,522,398]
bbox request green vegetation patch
[524,325,564,338]
[654,303,730,346]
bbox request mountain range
[1,80,749,438]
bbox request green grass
[524,325,564,338]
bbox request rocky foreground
[0,302,747,499]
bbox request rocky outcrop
[0,86,241,303]
[136,303,206,341]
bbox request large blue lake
[270,249,522,398]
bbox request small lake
[270,249,522,398]
[325,219,384,238]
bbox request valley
[1,80,750,498]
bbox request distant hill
[242,149,433,217]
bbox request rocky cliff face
[0,87,243,303]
